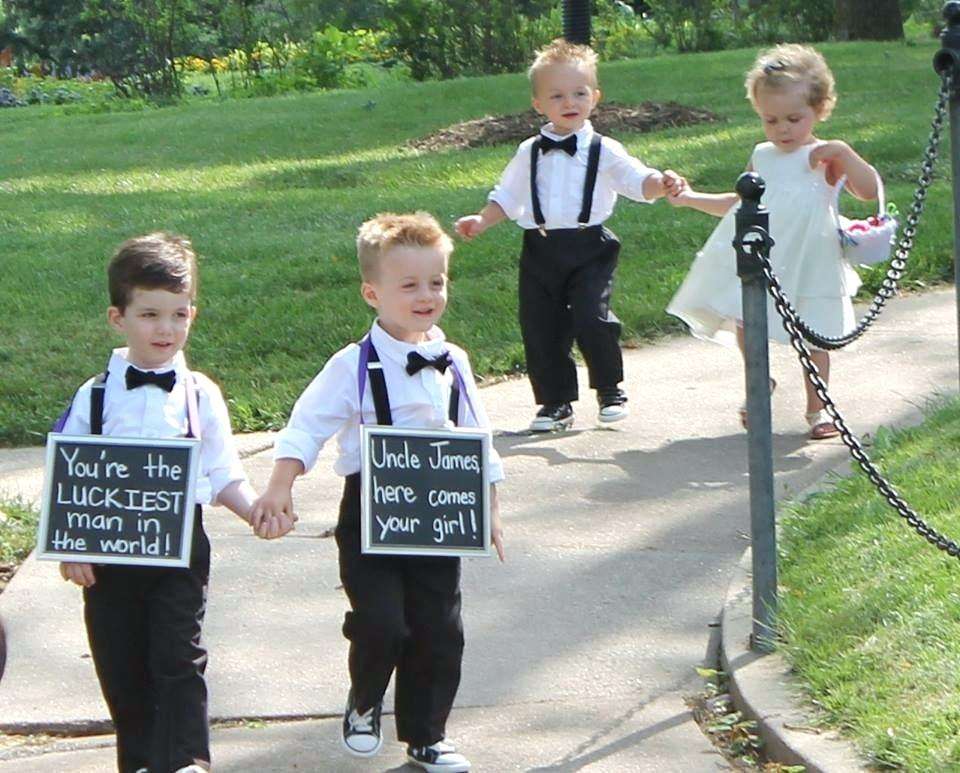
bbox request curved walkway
[0,289,955,771]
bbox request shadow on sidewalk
[496,430,813,503]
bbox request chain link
[775,72,951,351]
[743,237,960,559]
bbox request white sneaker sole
[407,756,471,773]
[341,733,383,758]
[597,407,629,423]
[529,415,575,432]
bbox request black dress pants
[335,474,464,746]
[83,508,211,773]
[519,225,624,406]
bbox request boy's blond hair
[745,44,836,119]
[357,212,453,280]
[528,38,599,91]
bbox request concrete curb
[721,545,867,772]
[718,379,956,770]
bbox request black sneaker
[597,388,629,423]
[407,740,471,772]
[529,402,574,432]
[341,690,382,758]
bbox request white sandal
[739,378,777,429]
[805,409,839,440]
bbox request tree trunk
[835,0,903,40]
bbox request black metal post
[733,172,777,653]
[935,2,960,388]
[563,0,591,45]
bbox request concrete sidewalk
[0,289,956,771]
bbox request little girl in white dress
[666,44,880,439]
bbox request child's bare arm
[809,141,878,200]
[217,480,258,523]
[669,188,740,217]
[490,483,505,563]
[455,202,508,240]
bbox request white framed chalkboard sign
[37,434,200,568]
[360,425,491,557]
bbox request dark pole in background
[934,2,960,388]
[563,0,591,44]
[733,173,777,653]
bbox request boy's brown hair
[357,212,453,281]
[108,232,198,310]
[528,38,599,91]
[745,44,837,119]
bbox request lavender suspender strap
[449,364,478,426]
[358,334,478,426]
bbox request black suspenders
[89,372,108,435]
[529,132,603,235]
[363,341,460,427]
[579,134,603,225]
[88,370,200,438]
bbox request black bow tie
[125,366,177,392]
[406,351,452,376]
[539,133,577,156]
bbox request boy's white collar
[540,119,594,142]
[370,320,447,364]
[108,346,186,377]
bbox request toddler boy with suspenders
[457,39,685,431]
[251,212,505,772]
[56,233,292,773]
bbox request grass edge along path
[776,396,960,771]
[0,498,39,594]
[1,40,954,445]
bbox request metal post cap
[935,1,960,74]
[945,1,960,25]
[735,172,765,204]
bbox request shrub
[0,87,24,107]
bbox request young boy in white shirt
[58,232,294,773]
[250,212,505,772]
[457,38,686,432]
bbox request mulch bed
[406,100,722,152]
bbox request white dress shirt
[61,347,247,505]
[274,321,505,483]
[488,120,659,230]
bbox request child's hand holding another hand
[455,215,486,240]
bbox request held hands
[658,169,689,206]
[454,214,487,240]
[248,487,298,540]
[60,561,96,587]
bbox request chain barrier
[774,72,951,351]
[740,231,960,559]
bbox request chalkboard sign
[360,426,491,557]
[37,434,200,568]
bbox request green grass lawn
[1,40,953,445]
[0,497,39,587]
[777,397,960,771]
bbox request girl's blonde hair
[745,44,836,119]
[528,38,599,91]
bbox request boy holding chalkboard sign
[251,213,504,772]
[55,233,293,773]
